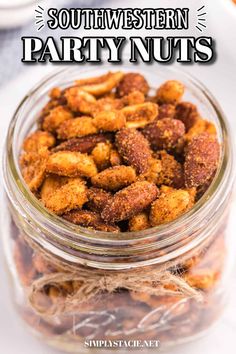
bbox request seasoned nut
[76,71,124,96]
[129,212,150,231]
[102,181,159,223]
[20,70,221,235]
[196,175,214,200]
[156,80,184,104]
[142,118,185,150]
[158,104,176,120]
[110,148,123,166]
[93,110,126,132]
[23,131,55,153]
[185,269,220,290]
[150,187,194,226]
[185,118,217,141]
[139,158,162,184]
[49,87,62,100]
[87,187,113,213]
[91,96,124,116]
[92,142,111,170]
[184,133,220,188]
[155,151,184,188]
[42,106,73,133]
[116,128,152,174]
[46,151,97,178]
[20,148,49,191]
[57,117,98,140]
[116,73,149,97]
[91,166,136,191]
[122,91,145,106]
[174,102,199,131]
[65,88,96,114]
[41,175,88,215]
[122,102,158,129]
[63,210,119,232]
[52,133,112,154]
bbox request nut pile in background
[20,71,220,233]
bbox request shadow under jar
[2,66,235,353]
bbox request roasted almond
[184,133,220,188]
[142,118,185,150]
[87,187,113,213]
[116,128,152,174]
[102,181,159,223]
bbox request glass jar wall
[2,66,235,352]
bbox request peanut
[46,151,97,178]
[57,117,98,140]
[91,166,136,191]
[41,175,88,215]
[122,102,158,129]
[156,80,184,104]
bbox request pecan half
[52,134,112,154]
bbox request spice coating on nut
[19,71,221,232]
[102,181,159,223]
[184,133,220,188]
[116,128,152,174]
[116,73,149,97]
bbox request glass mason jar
[2,66,235,353]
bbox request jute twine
[21,234,211,318]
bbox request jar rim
[2,65,234,267]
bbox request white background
[0,0,236,353]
